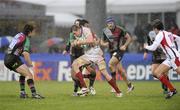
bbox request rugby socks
[27,79,36,94]
[89,72,96,87]
[108,78,121,93]
[159,75,175,92]
[75,72,87,88]
[162,83,168,91]
[73,79,80,92]
[111,72,116,81]
[161,75,168,92]
[19,76,26,93]
[127,82,132,88]
[121,71,131,87]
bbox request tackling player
[71,25,122,97]
[144,31,173,94]
[144,19,180,99]
[63,19,96,96]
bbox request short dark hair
[80,19,89,26]
[23,24,34,36]
[74,19,82,25]
[71,25,80,32]
[151,19,164,30]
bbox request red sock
[108,78,121,93]
[159,75,175,91]
[75,72,87,88]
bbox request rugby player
[144,19,180,99]
[71,25,122,97]
[101,17,134,93]
[4,24,44,99]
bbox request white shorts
[81,54,104,64]
[77,54,106,71]
[162,57,180,70]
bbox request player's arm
[100,32,109,47]
[120,28,132,51]
[143,43,149,59]
[63,33,73,54]
[173,34,180,42]
[22,51,33,67]
[122,33,132,48]
[100,39,109,47]
[144,33,163,51]
[143,35,151,59]
[22,38,33,67]
[76,28,94,45]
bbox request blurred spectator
[134,22,145,52]
[168,23,180,36]
[143,23,153,45]
[48,44,60,53]
[128,35,140,53]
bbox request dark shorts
[152,59,165,64]
[110,50,124,61]
[70,54,82,64]
[4,54,23,71]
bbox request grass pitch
[0,81,180,110]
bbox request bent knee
[26,73,33,79]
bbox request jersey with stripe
[8,32,26,56]
[102,26,127,52]
[145,30,180,59]
[147,31,166,61]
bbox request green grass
[0,81,180,110]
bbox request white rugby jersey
[80,27,103,56]
[145,30,180,59]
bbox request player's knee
[26,73,33,79]
[153,70,161,78]
[108,63,114,70]
[175,67,180,74]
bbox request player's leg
[19,75,28,98]
[109,56,118,81]
[154,63,176,99]
[70,55,80,96]
[174,57,180,74]
[108,56,119,92]
[85,64,96,95]
[117,62,134,93]
[151,63,168,94]
[72,78,80,96]
[98,60,122,97]
[164,58,180,99]
[71,56,90,95]
[16,64,44,99]
[72,58,88,88]
[4,54,44,99]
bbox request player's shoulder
[116,25,126,32]
[82,26,90,31]
[102,27,106,30]
[82,26,92,35]
[14,32,25,38]
[156,31,164,37]
[116,25,124,29]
